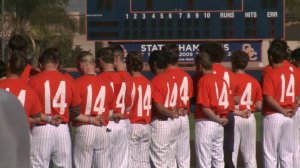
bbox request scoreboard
[86,0,284,41]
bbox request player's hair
[8,35,29,54]
[112,45,125,60]
[149,50,168,69]
[39,48,60,66]
[77,51,95,65]
[163,44,179,65]
[231,50,249,71]
[0,60,6,78]
[195,52,212,70]
[126,51,144,72]
[9,51,27,75]
[198,42,225,63]
[267,46,288,64]
[291,48,300,62]
[269,39,290,60]
[96,47,115,64]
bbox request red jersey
[20,65,31,83]
[98,71,123,114]
[130,75,152,124]
[117,71,136,117]
[263,60,295,77]
[262,66,300,116]
[195,73,232,119]
[234,73,262,112]
[74,75,115,126]
[212,63,237,93]
[165,68,193,109]
[151,73,178,119]
[0,78,43,125]
[28,71,81,122]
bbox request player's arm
[153,102,178,119]
[73,113,104,126]
[264,96,294,117]
[29,113,62,126]
[201,106,228,126]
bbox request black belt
[35,122,67,127]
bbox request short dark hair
[269,39,289,60]
[111,45,124,60]
[148,50,168,69]
[96,47,114,64]
[291,48,300,62]
[77,51,94,64]
[39,48,60,66]
[8,35,29,54]
[195,53,212,70]
[268,46,288,64]
[231,50,249,71]
[9,51,27,75]
[0,60,6,78]
[163,44,179,65]
[198,42,225,63]
[126,51,144,72]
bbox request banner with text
[109,41,262,62]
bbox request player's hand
[281,108,295,118]
[89,116,102,126]
[239,109,252,118]
[49,115,62,127]
[110,113,124,123]
[170,108,179,119]
[177,108,188,116]
[219,117,229,126]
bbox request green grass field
[189,113,264,168]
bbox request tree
[1,0,81,67]
[286,0,300,20]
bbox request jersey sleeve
[151,79,164,103]
[188,76,194,98]
[196,79,210,108]
[262,72,274,97]
[70,82,81,107]
[124,81,134,109]
[254,81,263,101]
[29,90,43,116]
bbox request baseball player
[163,44,193,168]
[126,51,152,168]
[262,46,300,168]
[149,50,178,168]
[198,42,236,168]
[96,47,129,168]
[230,51,263,168]
[194,52,231,168]
[73,51,115,168]
[28,48,82,168]
[0,52,60,127]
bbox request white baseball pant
[263,113,297,168]
[73,125,110,168]
[30,124,72,168]
[232,113,257,168]
[107,119,131,168]
[195,119,224,168]
[128,124,151,168]
[293,108,300,168]
[150,118,177,168]
[172,115,190,168]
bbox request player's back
[151,73,178,119]
[195,73,232,119]
[234,73,262,112]
[263,66,300,115]
[165,67,193,108]
[117,70,135,116]
[130,75,152,124]
[0,78,42,124]
[74,75,114,126]
[28,71,80,122]
[212,63,237,92]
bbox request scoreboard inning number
[86,0,284,41]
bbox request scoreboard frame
[85,0,286,42]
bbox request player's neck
[272,63,282,68]
[102,64,115,72]
[203,69,212,75]
[167,64,178,69]
[116,63,127,71]
[156,69,165,75]
[131,71,142,77]
[7,73,20,79]
[235,69,245,74]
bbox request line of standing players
[1,35,300,168]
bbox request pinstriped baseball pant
[263,113,297,168]
[293,108,300,168]
[128,124,151,168]
[30,124,72,168]
[195,119,224,168]
[232,113,257,168]
[73,125,110,168]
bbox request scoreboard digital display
[86,0,284,41]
